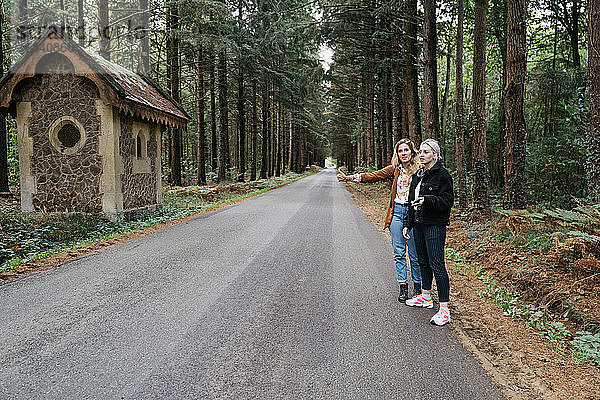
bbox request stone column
[16,102,34,212]
[154,124,162,206]
[97,101,124,219]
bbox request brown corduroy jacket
[359,165,404,229]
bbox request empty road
[0,169,503,399]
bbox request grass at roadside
[0,171,315,273]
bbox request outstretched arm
[336,168,362,182]
[355,165,395,183]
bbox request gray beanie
[422,138,442,160]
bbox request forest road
[0,168,504,400]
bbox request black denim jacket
[403,161,454,228]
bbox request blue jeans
[389,203,421,284]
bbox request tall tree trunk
[293,125,300,172]
[237,2,245,182]
[231,114,237,172]
[276,101,281,176]
[587,0,600,201]
[385,68,393,160]
[288,111,293,172]
[455,0,467,208]
[572,0,581,69]
[97,0,110,60]
[299,127,306,172]
[218,49,229,182]
[376,93,383,169]
[0,8,8,193]
[167,0,181,185]
[77,0,85,46]
[440,44,451,159]
[472,0,490,211]
[260,80,268,179]
[282,108,287,172]
[392,64,402,144]
[356,91,362,165]
[166,3,174,178]
[17,0,29,52]
[387,88,394,157]
[170,126,182,180]
[269,86,275,176]
[196,44,207,185]
[494,63,507,189]
[401,91,409,140]
[404,0,422,144]
[504,0,527,208]
[548,20,558,136]
[360,86,367,165]
[366,74,375,166]
[274,95,278,175]
[59,0,67,32]
[357,127,363,167]
[350,142,356,171]
[237,62,245,182]
[139,0,150,73]
[376,73,384,168]
[423,0,440,140]
[266,87,272,176]
[492,13,507,190]
[250,80,257,181]
[210,51,217,173]
[391,22,402,145]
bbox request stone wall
[119,116,158,210]
[16,72,103,213]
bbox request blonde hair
[391,139,419,177]
[421,138,442,162]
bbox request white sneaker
[405,294,434,308]
[430,308,451,326]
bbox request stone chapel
[0,27,189,218]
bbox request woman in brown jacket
[337,139,422,302]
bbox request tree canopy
[0,0,597,208]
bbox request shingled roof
[0,26,189,129]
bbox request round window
[57,123,81,148]
[49,117,86,155]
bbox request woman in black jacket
[402,139,454,326]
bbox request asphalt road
[0,168,504,399]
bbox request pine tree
[455,0,467,209]
[423,0,440,140]
[504,0,528,209]
[588,0,600,201]
[0,6,8,193]
[196,42,207,185]
[97,0,110,60]
[472,0,490,210]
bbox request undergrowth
[448,245,600,366]
[494,229,555,253]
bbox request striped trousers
[413,224,450,303]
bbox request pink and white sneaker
[405,294,434,308]
[430,308,451,326]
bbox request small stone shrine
[0,27,188,217]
